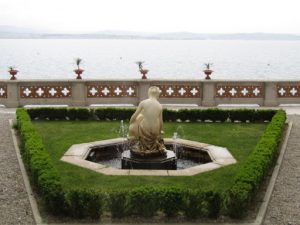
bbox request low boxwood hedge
[224,110,286,218]
[16,107,285,220]
[26,107,276,123]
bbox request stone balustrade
[0,79,299,107]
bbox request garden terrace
[16,107,286,220]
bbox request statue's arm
[129,103,143,124]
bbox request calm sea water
[0,39,300,80]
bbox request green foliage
[26,107,277,123]
[229,109,255,122]
[163,108,178,121]
[16,108,65,214]
[128,187,160,217]
[94,108,135,121]
[224,110,286,218]
[159,187,184,217]
[108,191,128,218]
[253,109,277,122]
[183,189,221,219]
[66,188,105,219]
[17,107,285,219]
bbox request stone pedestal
[121,150,177,170]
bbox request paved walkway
[0,107,299,225]
[263,114,300,225]
[0,109,35,225]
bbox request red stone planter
[9,69,18,80]
[140,69,148,79]
[74,69,84,79]
[203,69,213,80]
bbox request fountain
[62,86,237,176]
[121,86,177,170]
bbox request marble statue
[129,86,166,156]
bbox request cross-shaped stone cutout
[0,88,5,96]
[290,87,297,96]
[190,88,198,96]
[278,88,286,96]
[49,88,57,96]
[62,87,70,96]
[89,87,98,96]
[241,88,249,96]
[217,88,225,96]
[253,88,260,96]
[166,87,174,96]
[178,87,186,96]
[114,87,122,96]
[101,87,110,96]
[36,88,44,96]
[23,88,32,96]
[229,88,237,96]
[126,87,135,96]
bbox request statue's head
[148,86,161,99]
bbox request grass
[33,121,266,192]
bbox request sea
[0,39,299,80]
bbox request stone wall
[0,79,299,107]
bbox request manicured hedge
[16,108,65,214]
[224,110,286,218]
[16,108,286,220]
[26,107,276,122]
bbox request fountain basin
[61,138,236,176]
[121,150,177,170]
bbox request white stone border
[61,138,236,176]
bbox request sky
[0,0,300,34]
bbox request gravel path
[0,108,299,225]
[0,110,35,225]
[263,115,300,225]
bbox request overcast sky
[0,0,299,34]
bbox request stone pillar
[264,82,278,106]
[6,81,19,107]
[138,80,151,103]
[71,80,86,106]
[202,81,216,107]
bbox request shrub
[229,109,255,122]
[67,108,90,120]
[109,191,128,218]
[224,110,286,218]
[163,109,178,122]
[128,187,159,217]
[17,107,286,219]
[26,107,277,123]
[16,108,65,214]
[159,187,184,217]
[94,108,135,121]
[253,109,276,122]
[183,190,205,219]
[66,188,105,219]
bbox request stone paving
[263,114,300,225]
[0,109,35,225]
[0,108,299,225]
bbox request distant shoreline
[1,30,300,40]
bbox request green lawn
[33,121,266,192]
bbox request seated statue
[129,86,166,156]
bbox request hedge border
[16,107,286,219]
[26,107,277,123]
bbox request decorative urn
[74,68,84,80]
[74,58,84,79]
[203,63,213,80]
[8,67,18,80]
[140,69,149,79]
